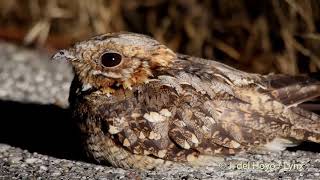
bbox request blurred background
[0,0,320,74]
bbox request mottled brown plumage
[52,32,320,169]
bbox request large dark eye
[100,52,122,67]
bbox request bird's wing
[101,65,275,161]
[102,81,253,162]
[262,73,320,107]
[178,54,320,107]
[166,56,320,149]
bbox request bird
[52,32,320,170]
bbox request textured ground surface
[0,42,320,179]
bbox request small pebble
[40,165,48,171]
[25,158,42,164]
[51,170,62,177]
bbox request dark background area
[0,100,85,161]
[0,0,320,74]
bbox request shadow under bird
[52,32,320,169]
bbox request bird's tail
[265,73,320,143]
[288,107,320,143]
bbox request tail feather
[264,73,320,144]
[289,128,320,143]
[273,84,320,106]
[287,107,320,143]
[264,73,320,106]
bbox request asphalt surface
[0,41,320,179]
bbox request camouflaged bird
[52,32,320,169]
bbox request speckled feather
[52,32,320,169]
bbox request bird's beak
[51,49,75,62]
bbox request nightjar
[52,32,320,169]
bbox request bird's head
[52,32,176,94]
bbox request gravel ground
[0,41,320,179]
